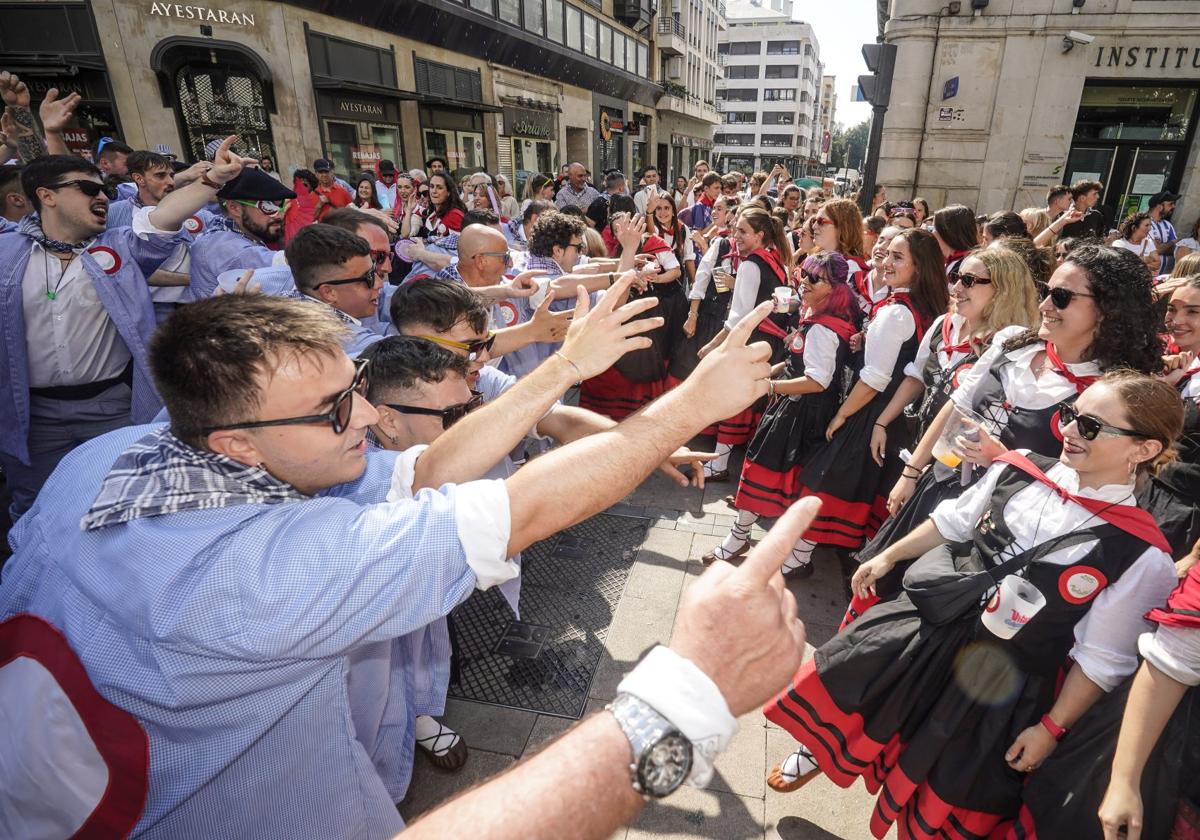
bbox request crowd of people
[3,66,1200,840]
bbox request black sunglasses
[948,270,992,288]
[799,269,826,284]
[315,267,377,290]
[1039,284,1094,309]
[50,179,118,201]
[1058,402,1147,441]
[200,357,370,436]
[386,391,484,430]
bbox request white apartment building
[713,0,823,175]
[819,74,837,165]
[654,0,726,182]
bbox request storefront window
[512,137,555,194]
[631,141,645,176]
[175,62,274,163]
[421,106,487,180]
[1073,84,1197,143]
[546,0,563,42]
[524,0,544,35]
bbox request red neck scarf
[698,191,715,208]
[748,246,787,286]
[945,249,971,267]
[872,290,933,342]
[1147,565,1200,629]
[996,451,1171,553]
[1045,343,1098,394]
[802,313,857,343]
[940,316,975,358]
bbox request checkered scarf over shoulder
[81,426,306,530]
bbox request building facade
[875,0,1200,226]
[713,0,823,175]
[819,73,836,165]
[0,0,658,197]
[653,0,724,182]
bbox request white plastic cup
[773,287,793,314]
[981,575,1047,639]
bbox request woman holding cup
[672,195,739,386]
[765,371,1181,840]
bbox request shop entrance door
[423,129,485,180]
[512,138,554,195]
[323,121,403,178]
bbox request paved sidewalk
[400,456,880,839]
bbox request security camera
[1066,30,1095,44]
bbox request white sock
[778,746,820,782]
[415,714,460,756]
[713,511,756,560]
[705,443,734,475]
[783,539,817,573]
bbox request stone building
[0,0,659,195]
[654,0,724,181]
[875,0,1200,224]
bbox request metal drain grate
[448,512,651,719]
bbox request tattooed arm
[0,72,45,163]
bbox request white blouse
[859,302,916,392]
[951,333,1102,416]
[796,324,840,391]
[903,312,972,381]
[931,455,1177,691]
[724,259,764,330]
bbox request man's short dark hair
[284,224,371,294]
[1071,180,1103,200]
[702,172,722,188]
[523,199,553,223]
[389,278,491,335]
[558,205,588,221]
[721,175,739,190]
[605,171,626,191]
[293,168,319,191]
[426,157,448,170]
[528,211,587,257]
[463,208,500,226]
[0,165,25,200]
[362,336,470,402]
[151,296,348,448]
[21,154,102,213]
[323,206,389,239]
[1046,184,1071,205]
[97,140,133,161]
[641,166,658,176]
[126,151,172,177]
[864,215,887,235]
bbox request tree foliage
[830,120,870,171]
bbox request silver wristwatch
[607,692,694,798]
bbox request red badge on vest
[497,301,518,328]
[1058,565,1108,604]
[87,245,121,274]
[1049,408,1065,442]
[789,332,805,353]
[183,215,205,235]
[951,362,974,389]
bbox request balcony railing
[657,16,686,38]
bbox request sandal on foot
[702,541,752,565]
[703,468,731,483]
[416,724,469,773]
[783,560,815,580]
[767,761,820,792]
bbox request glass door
[455,131,486,178]
[1063,146,1116,201]
[324,120,358,179]
[370,125,401,171]
[1114,148,1176,218]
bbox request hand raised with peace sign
[669,497,817,715]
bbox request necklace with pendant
[44,250,75,300]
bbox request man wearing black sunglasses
[0,135,250,520]
[287,224,385,357]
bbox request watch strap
[607,692,690,798]
[200,172,222,191]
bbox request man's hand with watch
[606,498,815,798]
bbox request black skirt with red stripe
[715,328,787,447]
[765,593,1062,840]
[579,366,667,419]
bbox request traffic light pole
[858,104,887,216]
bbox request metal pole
[858,104,886,215]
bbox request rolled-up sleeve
[1071,548,1178,691]
[859,304,915,392]
[1140,626,1200,687]
[802,325,840,390]
[929,460,1007,541]
[690,240,720,301]
[724,260,762,330]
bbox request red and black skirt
[715,330,787,447]
[734,392,839,519]
[765,593,1061,840]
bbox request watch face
[637,732,693,798]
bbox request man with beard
[0,137,249,520]
[188,166,295,300]
[1149,190,1180,275]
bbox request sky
[796,0,878,128]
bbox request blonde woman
[1020,207,1051,239]
[495,173,520,219]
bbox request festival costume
[791,293,930,551]
[580,235,681,419]
[733,316,855,518]
[188,227,280,300]
[669,234,735,387]
[766,451,1176,840]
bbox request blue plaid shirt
[1,424,509,838]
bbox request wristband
[553,350,583,385]
[617,645,738,788]
[199,171,222,191]
[767,380,776,399]
[1040,714,1068,741]
[901,465,922,478]
[874,422,887,430]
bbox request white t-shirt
[1112,237,1156,259]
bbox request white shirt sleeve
[802,325,840,390]
[929,459,1008,541]
[859,303,916,392]
[724,259,762,330]
[904,313,945,381]
[634,189,649,216]
[680,225,696,263]
[1070,547,1178,691]
[1140,625,1200,687]
[951,325,1027,412]
[656,249,681,272]
[690,240,720,301]
[131,205,183,237]
[385,445,429,501]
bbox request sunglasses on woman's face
[1039,284,1094,309]
[799,269,826,284]
[948,270,992,289]
[386,391,484,430]
[1058,402,1146,441]
[814,217,835,228]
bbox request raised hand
[527,292,573,343]
[38,87,81,134]
[556,272,661,380]
[0,71,30,108]
[683,300,773,427]
[508,269,548,298]
[172,160,215,189]
[207,135,246,186]
[616,213,646,253]
[669,497,817,716]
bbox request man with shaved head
[554,162,601,213]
